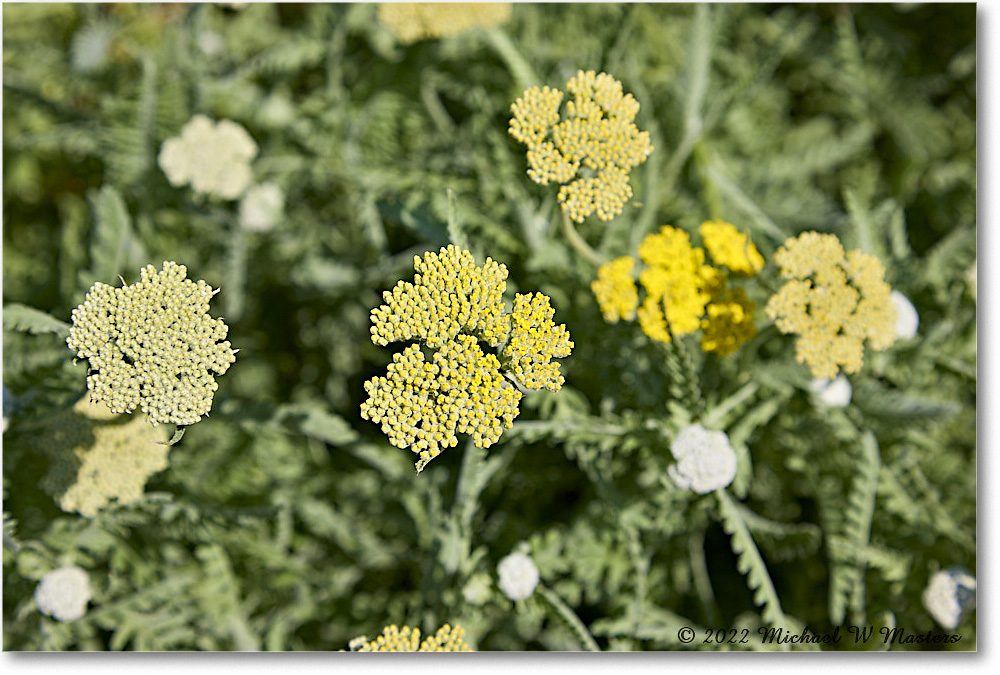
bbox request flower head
[239,182,284,232]
[158,115,258,199]
[923,569,976,630]
[35,565,92,622]
[699,287,757,357]
[591,256,639,322]
[765,232,896,379]
[377,3,511,43]
[510,70,653,223]
[355,624,472,652]
[497,551,540,601]
[35,396,170,516]
[67,261,237,427]
[668,424,737,494]
[364,246,572,470]
[808,375,852,408]
[891,291,919,340]
[699,220,765,275]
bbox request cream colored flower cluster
[354,624,472,652]
[363,245,573,471]
[765,232,896,379]
[377,3,511,44]
[158,115,258,200]
[35,396,169,517]
[34,565,92,622]
[67,261,237,427]
[509,70,653,223]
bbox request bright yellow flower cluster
[377,3,511,44]
[355,624,472,652]
[592,224,759,356]
[509,70,653,223]
[699,219,765,275]
[364,246,573,471]
[765,232,897,379]
[590,256,639,322]
[34,396,169,517]
[66,262,237,427]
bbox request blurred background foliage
[2,2,975,651]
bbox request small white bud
[891,291,919,340]
[35,565,92,622]
[809,375,852,408]
[497,552,539,601]
[923,568,976,630]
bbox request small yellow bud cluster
[502,293,574,391]
[364,246,573,470]
[765,232,897,379]
[590,256,639,322]
[67,261,237,427]
[591,224,760,357]
[509,70,653,223]
[699,219,765,275]
[34,397,169,517]
[377,3,511,44]
[355,623,472,652]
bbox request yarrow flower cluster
[377,3,511,43]
[238,182,284,232]
[808,375,852,408]
[591,222,760,356]
[922,569,976,630]
[34,565,92,622]
[667,424,738,494]
[509,70,653,223]
[891,291,919,340]
[765,232,896,379]
[158,115,258,199]
[37,396,170,517]
[67,261,237,427]
[353,624,472,652]
[497,551,540,601]
[362,245,573,471]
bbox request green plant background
[2,2,976,651]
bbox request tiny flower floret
[891,291,919,340]
[808,375,852,408]
[35,565,92,622]
[356,624,472,652]
[510,70,653,223]
[158,115,258,200]
[668,424,737,494]
[67,261,237,427]
[377,3,511,43]
[923,569,976,630]
[497,551,540,601]
[591,256,639,322]
[765,232,896,379]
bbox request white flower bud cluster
[809,375,852,408]
[891,291,919,340]
[35,565,92,622]
[239,182,284,232]
[158,115,258,200]
[67,261,237,427]
[496,551,539,601]
[923,568,976,630]
[668,424,738,494]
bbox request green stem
[483,27,539,89]
[536,584,601,652]
[561,211,605,267]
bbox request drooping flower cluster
[158,115,258,199]
[765,232,896,379]
[923,569,976,630]
[353,624,472,652]
[497,551,540,601]
[35,396,169,517]
[668,424,738,494]
[377,3,511,43]
[591,222,761,356]
[362,245,573,471]
[34,565,92,622]
[67,261,237,427]
[509,70,653,223]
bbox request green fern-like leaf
[2,304,71,337]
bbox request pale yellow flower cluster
[509,70,653,223]
[363,245,573,471]
[67,261,237,427]
[377,3,511,43]
[765,232,896,379]
[355,623,472,652]
[35,397,169,517]
[591,222,760,356]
